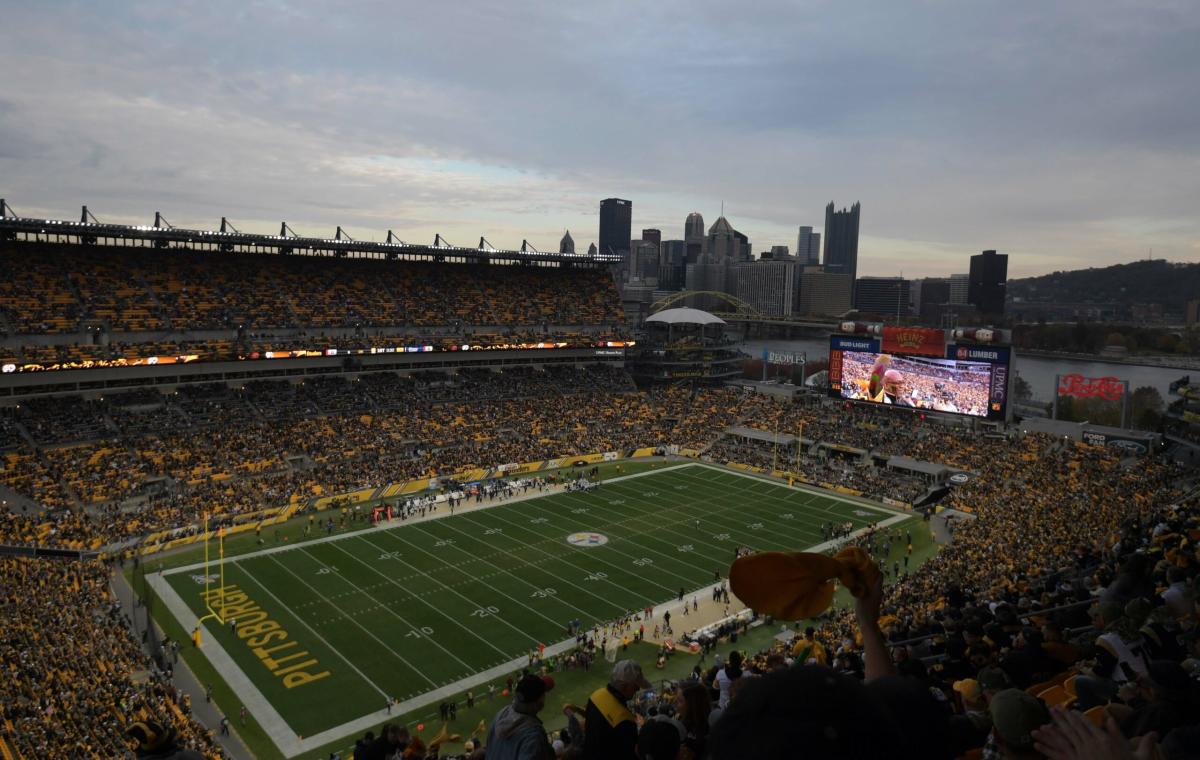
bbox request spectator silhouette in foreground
[581,659,650,760]
[485,673,556,760]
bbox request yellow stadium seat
[1037,684,1074,707]
[1083,705,1107,726]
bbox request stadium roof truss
[0,202,621,268]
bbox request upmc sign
[1057,374,1126,401]
[945,344,1012,419]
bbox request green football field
[154,462,906,755]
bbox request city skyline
[1,2,1197,279]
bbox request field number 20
[471,606,501,618]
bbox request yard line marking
[152,460,921,758]
[545,489,796,577]
[304,543,482,673]
[473,503,692,591]
[670,469,857,532]
[163,462,700,577]
[235,558,400,696]
[355,531,543,651]
[256,554,440,690]
[372,528,576,632]
[407,518,627,619]
[690,462,900,515]
[581,470,827,549]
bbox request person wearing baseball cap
[987,688,1050,759]
[484,673,556,760]
[581,659,650,759]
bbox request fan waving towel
[729,546,881,621]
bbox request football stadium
[1,212,1199,760]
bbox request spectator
[358,723,409,760]
[484,674,556,760]
[672,680,712,757]
[637,717,685,760]
[708,665,903,759]
[987,689,1051,760]
[582,660,649,760]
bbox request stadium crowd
[0,379,1196,758]
[0,375,742,546]
[2,236,1198,758]
[398,438,1196,759]
[0,244,623,335]
[0,380,1183,551]
[0,557,224,759]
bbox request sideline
[113,571,255,760]
[149,460,915,757]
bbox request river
[738,337,1187,401]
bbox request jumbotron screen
[828,335,1010,420]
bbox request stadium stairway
[135,270,171,329]
[61,276,86,331]
[0,725,21,760]
[0,482,43,516]
[109,567,255,760]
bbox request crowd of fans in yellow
[0,372,1195,758]
[0,244,623,335]
[0,558,224,759]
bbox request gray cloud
[0,0,1196,276]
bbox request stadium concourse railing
[0,543,102,561]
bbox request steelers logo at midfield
[567,532,609,547]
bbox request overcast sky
[1,0,1197,278]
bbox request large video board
[828,335,1010,420]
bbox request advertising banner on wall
[881,326,946,357]
[1057,374,1126,401]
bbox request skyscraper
[658,240,687,291]
[736,259,800,317]
[641,228,661,246]
[796,226,821,265]
[599,198,632,259]
[949,273,970,305]
[823,201,861,294]
[558,230,575,254]
[684,212,705,262]
[854,277,910,319]
[702,215,752,263]
[630,240,660,283]
[968,249,1009,316]
[798,266,853,317]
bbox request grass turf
[154,462,916,756]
